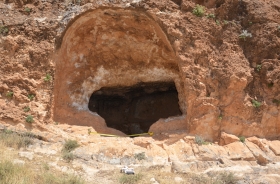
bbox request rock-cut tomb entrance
[53,8,185,136]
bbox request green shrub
[62,151,75,162]
[216,20,220,25]
[24,106,30,112]
[63,140,79,152]
[119,173,143,184]
[134,152,146,161]
[192,5,204,17]
[252,100,262,108]
[256,64,262,72]
[6,91,13,98]
[206,13,215,19]
[44,73,52,82]
[218,114,223,120]
[62,140,79,162]
[0,26,8,35]
[28,94,35,101]
[239,136,245,143]
[24,7,31,12]
[26,115,34,123]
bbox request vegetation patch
[24,106,31,112]
[134,152,146,161]
[28,94,35,101]
[44,73,52,82]
[26,115,34,123]
[119,173,143,184]
[252,100,262,108]
[0,129,33,149]
[239,136,245,143]
[6,91,13,98]
[206,13,215,19]
[62,139,79,162]
[256,64,262,72]
[192,5,204,17]
[195,135,210,145]
[0,26,8,35]
[24,7,31,13]
[191,172,239,184]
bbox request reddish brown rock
[219,132,240,146]
[269,141,280,156]
[224,142,255,161]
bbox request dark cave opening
[88,82,182,135]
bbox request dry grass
[0,130,85,184]
[0,129,33,149]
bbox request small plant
[218,114,223,120]
[24,7,31,12]
[216,20,220,25]
[277,25,280,31]
[25,115,34,123]
[206,13,215,19]
[23,106,30,112]
[192,5,204,17]
[88,128,92,135]
[239,136,245,143]
[62,152,75,162]
[6,91,13,98]
[195,135,209,145]
[119,173,143,184]
[256,64,262,72]
[28,94,35,101]
[223,20,229,25]
[0,25,9,35]
[216,172,239,183]
[239,30,252,40]
[62,139,79,162]
[63,139,79,152]
[249,21,253,25]
[252,99,262,108]
[134,152,146,161]
[44,73,52,82]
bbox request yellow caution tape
[88,129,153,137]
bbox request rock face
[0,0,280,141]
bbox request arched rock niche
[54,8,186,135]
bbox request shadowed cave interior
[88,82,182,135]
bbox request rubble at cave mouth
[88,82,182,135]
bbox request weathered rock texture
[0,0,280,141]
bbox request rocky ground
[1,123,280,183]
